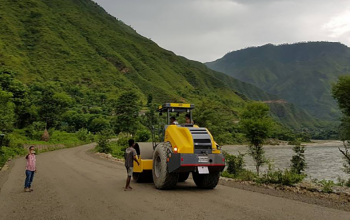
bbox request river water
[222,141,349,181]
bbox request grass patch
[221,170,257,182]
[0,146,27,169]
[0,130,95,169]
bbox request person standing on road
[124,139,139,191]
[24,146,36,192]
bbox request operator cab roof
[158,103,194,113]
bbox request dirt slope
[0,144,349,220]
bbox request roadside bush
[236,169,257,181]
[0,145,27,168]
[257,169,306,186]
[291,145,307,174]
[110,141,125,159]
[221,151,257,181]
[49,131,80,144]
[221,169,257,181]
[319,180,334,193]
[109,135,131,159]
[135,129,151,142]
[76,128,94,142]
[25,121,46,140]
[0,146,26,158]
[95,130,113,154]
[5,132,26,148]
[117,136,128,150]
[221,171,234,178]
[223,151,245,175]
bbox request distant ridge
[206,42,350,121]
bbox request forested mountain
[0,0,321,141]
[0,0,263,108]
[206,42,350,121]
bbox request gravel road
[0,143,349,220]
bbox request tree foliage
[290,145,307,174]
[240,102,273,175]
[332,75,350,117]
[332,76,350,177]
[223,151,245,175]
[0,89,15,133]
[240,103,273,147]
[112,91,140,135]
[193,100,240,145]
[96,130,112,154]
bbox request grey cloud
[94,0,350,62]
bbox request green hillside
[0,0,321,136]
[206,42,350,121]
[0,0,246,107]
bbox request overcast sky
[94,0,350,62]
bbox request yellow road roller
[133,103,225,189]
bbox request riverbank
[94,150,350,211]
[220,177,350,211]
[222,140,348,181]
[222,140,344,149]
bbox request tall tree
[240,102,273,175]
[111,91,140,135]
[0,71,32,128]
[332,76,350,175]
[290,144,307,174]
[30,82,73,128]
[332,75,350,116]
[193,100,236,145]
[0,89,15,133]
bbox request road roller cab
[133,103,225,189]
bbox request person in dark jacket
[124,139,139,191]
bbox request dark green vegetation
[95,131,127,159]
[222,126,310,187]
[222,150,306,186]
[332,76,350,178]
[0,0,251,106]
[240,103,273,175]
[0,0,313,166]
[207,42,350,124]
[290,145,307,174]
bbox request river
[222,140,349,181]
